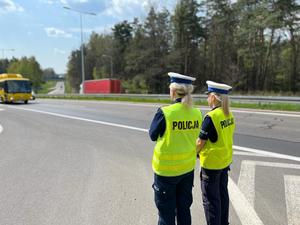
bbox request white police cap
[206,80,232,94]
[168,72,196,85]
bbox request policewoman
[149,72,202,225]
[196,81,235,225]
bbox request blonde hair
[212,92,230,116]
[169,83,194,107]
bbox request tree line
[0,57,60,92]
[1,0,299,95]
[66,0,300,94]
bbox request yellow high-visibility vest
[200,107,235,169]
[152,103,202,176]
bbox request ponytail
[169,83,194,107]
[221,95,230,116]
[212,92,230,116]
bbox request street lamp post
[63,6,96,94]
[0,48,14,58]
[102,54,113,78]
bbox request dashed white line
[284,175,300,225]
[0,124,3,134]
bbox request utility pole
[0,49,14,58]
[63,6,96,93]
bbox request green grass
[38,81,57,94]
[37,94,300,112]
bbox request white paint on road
[231,109,300,118]
[7,106,148,132]
[238,161,256,206]
[229,177,264,225]
[234,146,300,162]
[284,175,300,225]
[238,160,300,208]
[234,151,275,157]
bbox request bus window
[6,80,31,93]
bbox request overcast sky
[0,0,176,74]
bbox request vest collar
[211,106,220,111]
[172,98,182,104]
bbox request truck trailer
[83,79,121,94]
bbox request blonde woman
[149,72,202,225]
[196,80,235,225]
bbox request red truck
[83,79,121,94]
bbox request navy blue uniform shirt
[149,98,182,141]
[199,107,219,143]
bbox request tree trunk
[263,28,275,91]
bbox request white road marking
[284,175,300,225]
[0,108,4,111]
[7,106,148,132]
[238,161,256,206]
[234,146,300,162]
[244,161,300,169]
[228,177,264,225]
[234,151,274,157]
[238,160,300,208]
[231,109,300,118]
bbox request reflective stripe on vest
[152,103,202,176]
[200,107,235,169]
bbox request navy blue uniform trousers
[153,170,194,225]
[200,167,230,225]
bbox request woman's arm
[149,108,166,141]
[196,138,206,155]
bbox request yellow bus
[0,73,33,104]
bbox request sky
[0,0,176,74]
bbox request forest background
[1,0,299,95]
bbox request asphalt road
[0,99,299,225]
[48,81,65,95]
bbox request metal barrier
[37,93,300,104]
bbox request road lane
[4,99,300,155]
[0,99,299,225]
[0,107,158,225]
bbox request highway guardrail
[37,94,300,104]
